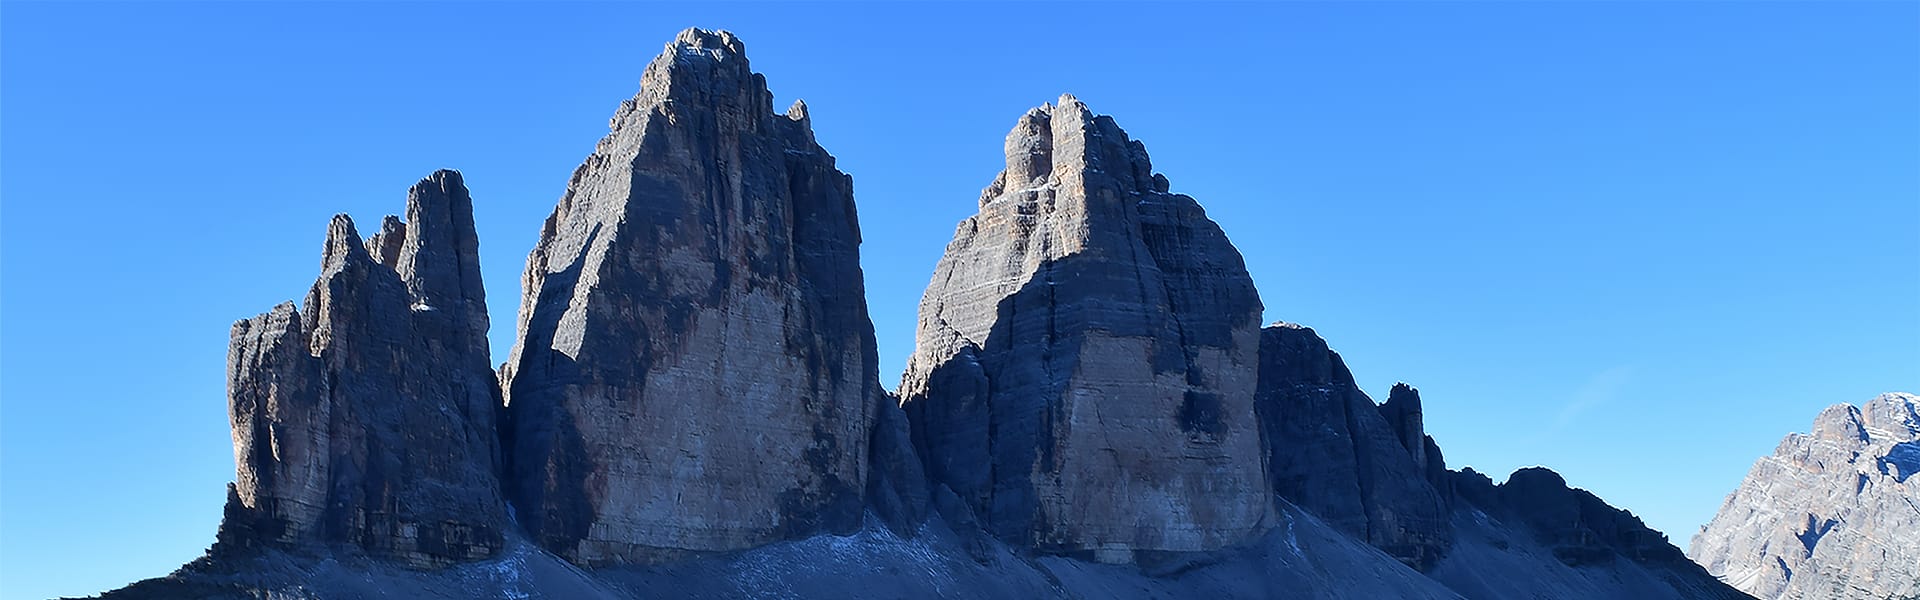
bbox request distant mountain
[92,28,1750,600]
[1690,392,1920,600]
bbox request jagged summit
[979,93,1173,209]
[1690,392,1919,599]
[218,169,505,570]
[671,27,744,53]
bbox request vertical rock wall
[501,29,883,566]
[899,95,1271,561]
[222,170,506,569]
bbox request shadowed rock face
[1437,466,1754,600]
[898,95,1270,561]
[1689,392,1920,600]
[220,170,506,569]
[501,28,883,566]
[1254,323,1452,570]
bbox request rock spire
[500,28,886,565]
[219,170,506,569]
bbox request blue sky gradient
[3,3,1916,598]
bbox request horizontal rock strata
[1689,392,1920,600]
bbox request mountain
[1690,392,1920,599]
[93,28,1753,600]
[216,171,508,569]
[897,93,1271,561]
[498,28,885,566]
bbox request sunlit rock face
[898,95,1271,562]
[500,28,884,566]
[221,170,507,569]
[1690,392,1920,600]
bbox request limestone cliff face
[501,28,882,566]
[1254,323,1452,570]
[220,170,506,569]
[1689,392,1920,600]
[899,95,1270,561]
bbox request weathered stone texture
[1689,392,1920,600]
[899,95,1270,561]
[1254,323,1452,570]
[501,28,882,566]
[221,170,506,569]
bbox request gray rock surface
[1255,323,1452,570]
[898,95,1271,560]
[1689,392,1920,600]
[94,508,1464,600]
[219,170,507,569]
[500,28,886,566]
[102,27,1777,600]
[1438,467,1746,600]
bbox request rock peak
[904,98,1269,560]
[670,27,744,56]
[1691,392,1920,599]
[1811,403,1868,443]
[504,28,879,566]
[321,213,370,273]
[221,171,505,568]
[981,95,1170,208]
[1863,391,1919,440]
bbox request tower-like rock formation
[1379,383,1454,500]
[899,95,1270,561]
[1254,323,1452,570]
[501,28,883,565]
[1689,392,1920,600]
[220,170,506,569]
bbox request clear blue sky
[3,2,1915,598]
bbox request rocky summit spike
[220,170,506,569]
[500,27,888,566]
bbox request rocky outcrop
[1380,383,1454,498]
[897,95,1271,561]
[1254,323,1452,570]
[1689,392,1920,600]
[1456,467,1700,569]
[219,170,507,569]
[1435,467,1753,600]
[500,29,885,566]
